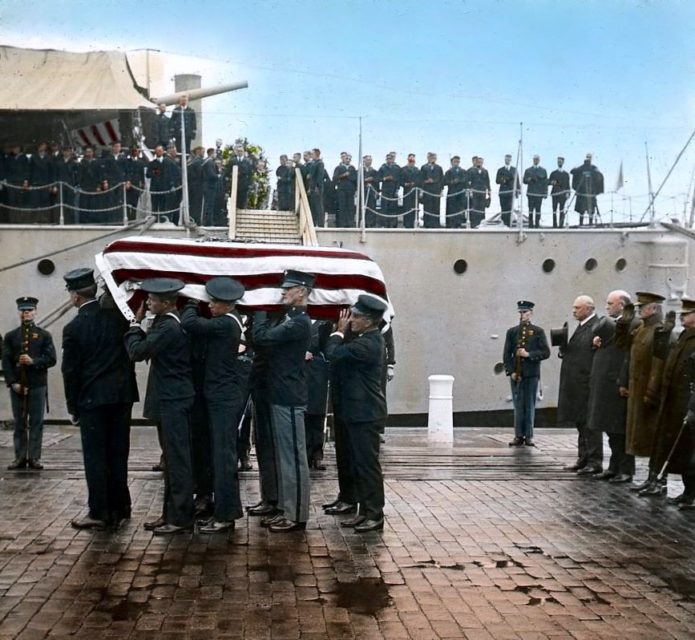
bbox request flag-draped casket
[95,236,394,321]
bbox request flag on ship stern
[95,236,394,322]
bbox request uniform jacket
[523,165,548,197]
[100,153,126,188]
[276,164,293,192]
[620,314,664,456]
[400,165,421,192]
[187,156,204,189]
[146,157,176,192]
[325,328,387,424]
[306,320,332,415]
[363,167,380,196]
[652,327,695,474]
[226,155,254,189]
[467,167,491,193]
[6,153,29,184]
[444,166,467,195]
[420,162,443,195]
[3,322,56,388]
[253,307,312,406]
[496,165,518,194]
[124,156,146,188]
[557,315,599,425]
[307,159,325,194]
[180,304,243,400]
[77,158,102,192]
[29,153,55,186]
[124,312,194,421]
[154,112,171,146]
[548,169,570,195]
[333,163,357,192]
[378,163,401,197]
[169,105,197,139]
[587,316,627,434]
[503,322,550,379]
[54,157,78,187]
[61,299,138,416]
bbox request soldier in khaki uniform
[618,292,666,493]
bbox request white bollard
[427,374,454,445]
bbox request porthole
[615,257,627,272]
[493,362,505,375]
[453,259,468,275]
[37,259,55,276]
[542,258,555,273]
[584,258,598,272]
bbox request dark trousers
[207,398,244,521]
[446,193,465,228]
[190,394,212,499]
[682,473,695,496]
[364,190,378,228]
[470,194,486,228]
[576,421,603,469]
[308,189,324,227]
[305,414,325,463]
[381,194,398,228]
[79,403,132,522]
[551,194,567,228]
[31,186,55,224]
[151,192,168,216]
[202,186,218,225]
[236,185,249,210]
[422,192,440,228]
[189,188,203,225]
[499,193,513,226]
[252,391,278,504]
[510,376,538,439]
[10,386,46,462]
[402,191,417,228]
[346,420,385,520]
[159,398,194,527]
[527,196,543,228]
[336,190,356,227]
[278,188,293,211]
[606,432,635,476]
[125,187,141,221]
[333,410,356,504]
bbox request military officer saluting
[124,278,195,535]
[3,296,56,470]
[503,301,550,447]
[180,277,246,533]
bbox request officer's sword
[656,418,688,481]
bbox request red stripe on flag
[104,120,118,143]
[78,130,91,147]
[91,124,106,146]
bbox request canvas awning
[0,45,152,110]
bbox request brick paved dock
[1,426,695,639]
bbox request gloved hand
[387,364,395,382]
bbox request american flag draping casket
[95,236,394,322]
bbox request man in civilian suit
[496,154,518,227]
[557,295,602,474]
[548,157,570,228]
[63,268,138,530]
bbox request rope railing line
[1,180,183,196]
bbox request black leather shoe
[324,501,357,515]
[322,498,341,509]
[238,459,253,471]
[609,474,633,484]
[524,438,535,447]
[508,436,524,447]
[269,518,306,532]
[340,515,366,528]
[71,515,107,530]
[27,459,43,470]
[143,516,166,531]
[7,458,27,470]
[630,474,655,492]
[678,498,695,510]
[152,523,189,536]
[248,503,279,517]
[564,463,583,472]
[595,470,616,480]
[260,514,285,528]
[151,463,164,472]
[311,459,327,471]
[577,466,602,476]
[198,520,235,534]
[667,492,690,505]
[639,480,667,497]
[354,518,384,532]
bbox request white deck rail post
[427,374,454,445]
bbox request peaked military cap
[16,296,38,310]
[140,277,185,296]
[64,267,96,291]
[635,291,665,306]
[280,270,316,289]
[517,300,535,311]
[351,294,388,318]
[680,297,695,313]
[205,277,245,302]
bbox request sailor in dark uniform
[496,154,518,227]
[146,145,176,221]
[53,146,78,224]
[3,296,57,470]
[226,144,254,210]
[523,155,548,228]
[5,145,30,223]
[169,95,197,155]
[503,300,550,446]
[362,155,380,228]
[28,142,56,223]
[124,278,195,534]
[333,152,357,227]
[202,149,220,226]
[276,154,294,211]
[401,154,421,229]
[180,277,246,533]
[307,149,325,227]
[443,156,467,228]
[187,147,205,225]
[548,157,570,228]
[378,152,400,228]
[62,268,138,530]
[166,145,182,225]
[154,102,171,148]
[467,156,491,228]
[99,141,126,224]
[325,295,389,532]
[421,152,443,228]
[305,319,332,469]
[123,146,145,221]
[253,270,313,532]
[77,146,104,224]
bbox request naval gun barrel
[151,81,248,105]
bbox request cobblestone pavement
[1,425,695,639]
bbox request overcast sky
[3,0,694,221]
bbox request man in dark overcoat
[548,157,570,228]
[587,290,634,482]
[146,145,176,220]
[443,156,467,229]
[378,152,400,228]
[124,278,195,534]
[557,295,601,473]
[421,152,443,228]
[333,152,357,227]
[123,146,145,221]
[400,153,421,229]
[362,155,380,228]
[169,95,197,155]
[325,295,389,533]
[276,154,294,211]
[571,153,604,226]
[503,300,550,447]
[466,156,491,228]
[62,268,138,530]
[304,319,331,470]
[523,155,548,229]
[496,154,518,227]
[306,149,325,227]
[28,142,56,223]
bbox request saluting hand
[336,309,351,334]
[134,301,146,323]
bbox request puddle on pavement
[248,563,296,582]
[101,599,151,621]
[335,577,392,615]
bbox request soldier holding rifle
[503,300,550,447]
[3,296,56,470]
